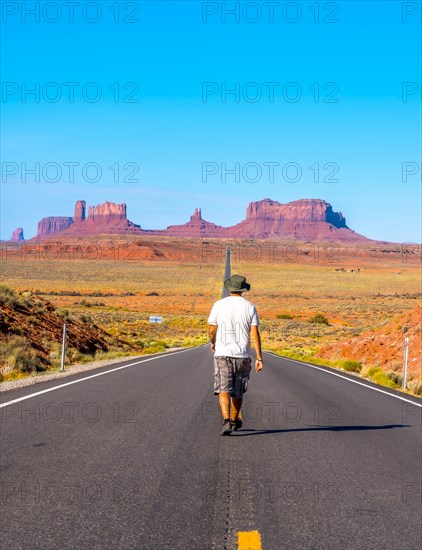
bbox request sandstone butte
[10,228,25,242]
[26,198,372,242]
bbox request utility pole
[402,336,409,389]
[222,245,231,298]
[61,322,67,372]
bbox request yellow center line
[238,530,262,550]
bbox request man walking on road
[208,274,263,436]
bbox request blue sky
[1,0,421,242]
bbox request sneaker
[220,419,233,436]
[232,418,242,431]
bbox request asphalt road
[1,347,421,550]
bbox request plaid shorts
[213,356,252,398]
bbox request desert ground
[1,237,420,393]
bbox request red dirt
[317,306,421,376]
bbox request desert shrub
[47,341,62,367]
[365,366,381,377]
[56,308,70,320]
[407,379,422,397]
[276,314,294,319]
[143,344,166,354]
[168,339,182,347]
[95,350,128,361]
[132,339,145,349]
[390,361,402,372]
[276,349,333,367]
[339,360,362,373]
[388,371,403,385]
[78,353,96,363]
[0,335,38,375]
[18,295,33,307]
[78,300,105,307]
[364,366,398,389]
[308,313,329,325]
[67,347,84,363]
[142,340,168,351]
[79,314,91,324]
[388,372,422,397]
[371,370,398,389]
[0,285,19,307]
[142,340,167,354]
[179,335,208,347]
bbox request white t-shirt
[208,296,259,358]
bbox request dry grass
[1,237,420,390]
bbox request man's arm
[209,324,217,352]
[250,325,263,372]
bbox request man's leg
[218,392,233,435]
[230,397,242,422]
[218,392,231,420]
[215,358,235,435]
[230,358,251,429]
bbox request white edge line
[0,348,196,409]
[265,352,422,408]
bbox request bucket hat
[224,274,250,293]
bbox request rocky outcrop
[317,307,421,377]
[0,289,110,370]
[34,201,141,239]
[74,200,86,223]
[10,228,25,242]
[67,201,141,235]
[227,198,363,241]
[37,217,73,237]
[190,208,202,222]
[87,201,127,223]
[246,199,346,226]
[165,208,223,237]
[32,198,372,242]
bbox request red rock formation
[37,217,73,237]
[87,201,127,223]
[317,307,421,376]
[10,228,25,242]
[190,208,202,222]
[228,198,366,242]
[246,199,346,226]
[32,198,372,242]
[74,200,86,223]
[53,201,142,237]
[165,208,223,237]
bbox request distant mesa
[228,198,352,240]
[37,217,73,237]
[246,198,346,227]
[10,228,25,242]
[36,201,140,238]
[31,197,370,242]
[87,201,127,223]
